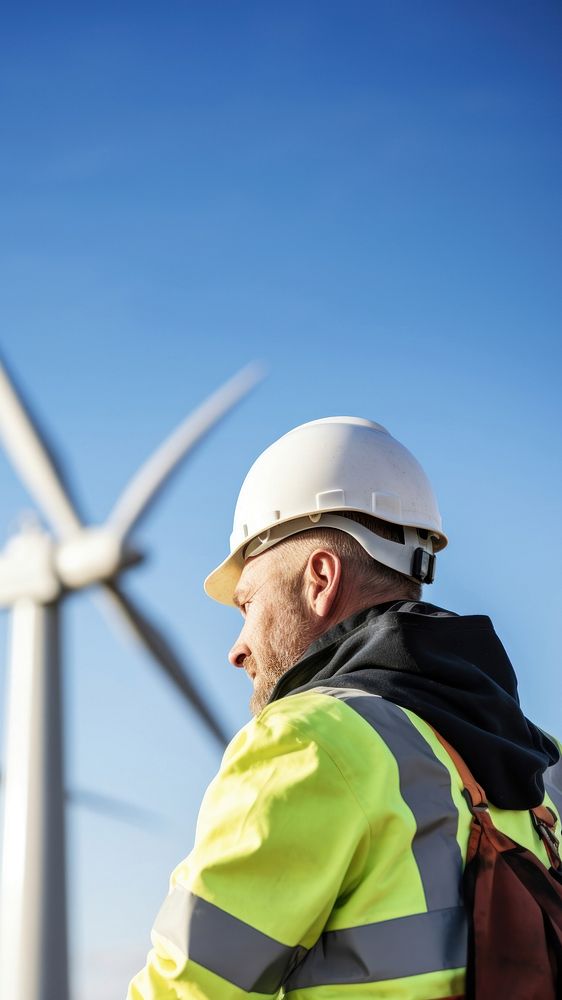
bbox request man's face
[229,546,317,715]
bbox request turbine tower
[0,355,262,1000]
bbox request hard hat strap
[243,513,436,583]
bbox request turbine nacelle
[55,527,143,589]
[0,523,59,606]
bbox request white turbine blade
[108,362,264,541]
[0,357,83,538]
[99,581,229,749]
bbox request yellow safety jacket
[127,685,561,999]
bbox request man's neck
[324,588,414,633]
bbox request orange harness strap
[431,727,561,869]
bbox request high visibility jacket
[127,686,562,999]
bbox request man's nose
[228,636,251,668]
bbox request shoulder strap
[431,727,561,870]
[431,728,487,809]
[531,806,561,870]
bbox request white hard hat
[205,416,447,606]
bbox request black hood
[269,600,559,810]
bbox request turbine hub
[55,527,141,589]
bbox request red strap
[431,727,560,870]
[533,804,557,828]
[531,805,561,869]
[431,728,487,809]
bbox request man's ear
[304,549,342,619]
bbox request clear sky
[1,2,561,997]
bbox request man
[128,416,561,999]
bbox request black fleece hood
[270,601,559,810]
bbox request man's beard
[248,585,317,716]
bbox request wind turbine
[0,355,263,1000]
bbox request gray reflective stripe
[285,906,467,990]
[284,687,466,991]
[310,687,464,909]
[153,885,305,993]
[545,758,562,820]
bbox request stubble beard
[248,587,317,716]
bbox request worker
[127,416,562,999]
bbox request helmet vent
[316,489,345,509]
[372,491,401,519]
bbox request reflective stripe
[285,906,467,990]
[283,687,467,991]
[153,884,305,993]
[545,758,562,820]
[310,687,464,909]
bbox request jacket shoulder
[248,688,454,831]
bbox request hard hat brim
[204,548,246,606]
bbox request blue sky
[1,2,561,997]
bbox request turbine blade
[67,789,162,830]
[108,363,265,541]
[100,581,229,749]
[0,355,83,538]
